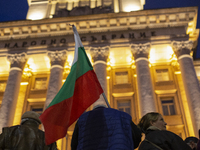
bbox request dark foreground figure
[71,105,142,150]
[138,112,192,150]
[0,111,57,150]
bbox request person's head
[21,111,41,126]
[138,112,167,132]
[184,136,198,150]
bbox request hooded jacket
[71,107,141,150]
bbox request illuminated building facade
[0,0,200,149]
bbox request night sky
[0,0,28,22]
[0,0,200,57]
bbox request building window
[34,77,47,90]
[115,71,128,84]
[156,69,169,82]
[117,100,131,115]
[0,81,6,92]
[161,97,176,116]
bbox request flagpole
[102,93,111,108]
[70,24,110,108]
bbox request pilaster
[45,50,67,108]
[0,52,27,129]
[90,46,109,107]
[172,40,200,136]
[131,43,157,116]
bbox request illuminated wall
[0,4,199,150]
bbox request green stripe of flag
[47,47,93,108]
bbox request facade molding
[51,65,64,69]
[7,53,27,64]
[27,98,46,103]
[90,46,110,62]
[93,60,107,65]
[178,54,193,60]
[9,67,22,72]
[112,92,134,97]
[155,89,177,94]
[0,7,197,39]
[135,57,149,62]
[172,40,193,52]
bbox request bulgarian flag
[39,25,103,145]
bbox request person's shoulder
[3,125,20,130]
[1,125,21,134]
[152,130,184,141]
[148,130,177,137]
[106,108,131,115]
[160,130,179,136]
[145,129,170,137]
[138,139,153,150]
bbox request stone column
[130,43,157,117]
[0,52,27,129]
[90,46,109,108]
[45,50,67,108]
[172,40,200,135]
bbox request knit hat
[21,111,41,124]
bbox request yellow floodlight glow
[44,56,51,69]
[174,71,181,74]
[149,45,175,63]
[109,57,115,66]
[106,66,111,71]
[108,51,115,66]
[67,54,74,67]
[27,58,37,72]
[28,12,44,20]
[187,27,193,34]
[124,5,141,12]
[131,65,136,69]
[166,46,174,60]
[20,82,29,85]
[126,56,132,64]
[149,48,156,63]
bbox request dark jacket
[139,128,192,150]
[197,139,200,150]
[0,121,57,150]
[71,107,141,150]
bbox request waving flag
[40,26,103,145]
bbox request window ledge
[156,80,174,86]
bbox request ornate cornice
[171,40,193,58]
[7,52,27,69]
[172,40,193,51]
[90,46,110,62]
[0,7,197,39]
[130,43,151,60]
[47,50,67,67]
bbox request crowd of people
[0,108,200,150]
[71,106,200,150]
